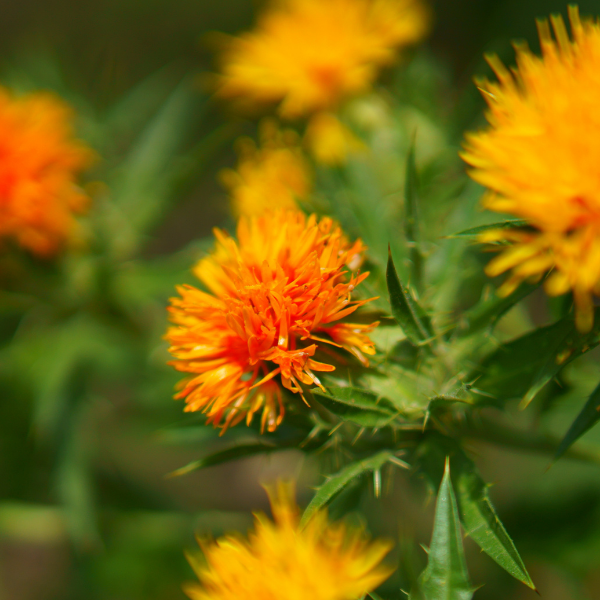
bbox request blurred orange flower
[166,210,377,432]
[184,482,393,600]
[462,6,600,331]
[0,88,93,256]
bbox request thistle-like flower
[184,482,393,600]
[215,0,430,163]
[220,121,311,217]
[0,88,93,256]
[462,6,600,331]
[166,210,377,432]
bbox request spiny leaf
[455,457,535,589]
[167,442,278,477]
[424,396,473,428]
[404,141,423,291]
[300,451,392,528]
[519,311,600,407]
[416,434,535,590]
[428,395,473,410]
[470,308,600,408]
[555,380,600,461]
[448,220,530,239]
[409,459,473,600]
[312,386,398,428]
[386,248,433,347]
[457,282,540,338]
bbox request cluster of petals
[220,121,311,217]
[184,482,393,600]
[216,0,430,118]
[215,0,429,164]
[462,6,600,331]
[166,209,377,432]
[0,88,93,256]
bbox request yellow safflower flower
[0,88,93,256]
[304,112,366,166]
[216,0,430,163]
[165,209,377,433]
[220,121,311,217]
[184,482,394,600]
[462,6,600,332]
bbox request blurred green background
[2,1,600,599]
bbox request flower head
[215,0,430,118]
[0,88,93,256]
[304,112,365,166]
[462,6,600,331]
[220,121,311,217]
[166,209,377,432]
[184,482,393,600]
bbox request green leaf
[167,442,279,477]
[404,141,423,291]
[157,425,217,445]
[103,65,184,144]
[114,79,197,205]
[340,155,393,268]
[455,456,535,589]
[416,435,535,590]
[410,459,473,600]
[470,308,600,407]
[55,402,101,552]
[449,220,530,239]
[457,282,540,338]
[107,78,201,256]
[426,397,473,424]
[312,386,398,427]
[300,451,392,528]
[386,248,433,347]
[555,380,600,461]
[10,315,132,443]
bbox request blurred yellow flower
[304,112,365,166]
[220,121,311,217]
[0,88,93,257]
[184,482,394,600]
[166,209,377,433]
[462,6,600,331]
[216,0,430,163]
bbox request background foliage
[2,1,600,599]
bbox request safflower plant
[3,1,600,599]
[167,4,600,598]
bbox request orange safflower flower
[462,6,600,331]
[166,210,377,432]
[184,482,393,600]
[0,88,93,256]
